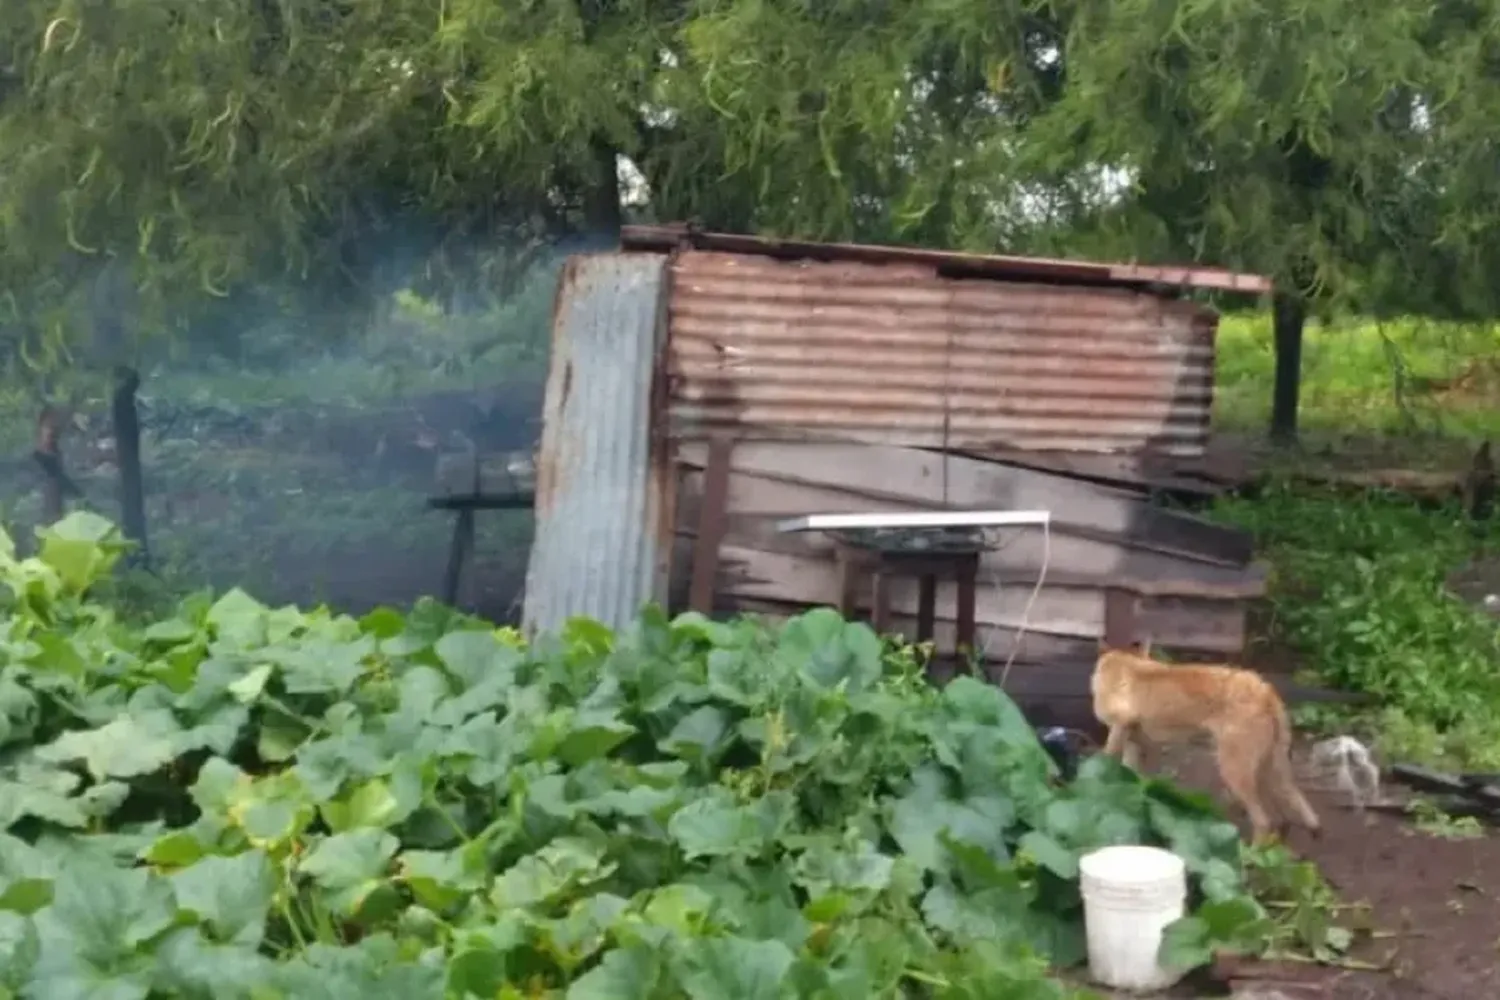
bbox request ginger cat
[1091,643,1321,843]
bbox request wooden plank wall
[673,441,1265,661]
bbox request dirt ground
[1152,742,1500,1000]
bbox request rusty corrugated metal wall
[665,251,1217,456]
[522,254,672,637]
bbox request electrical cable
[975,514,1051,691]
[934,294,1049,689]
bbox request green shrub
[1213,482,1500,767]
[0,513,1316,997]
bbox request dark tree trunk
[112,365,150,567]
[1270,290,1306,445]
[583,138,622,238]
[1468,440,1496,531]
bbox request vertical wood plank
[1103,587,1138,648]
[956,554,979,656]
[916,575,937,642]
[688,437,734,612]
[443,508,476,607]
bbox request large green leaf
[170,851,275,947]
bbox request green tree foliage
[1026,0,1499,310]
[637,0,1063,247]
[0,0,1064,322]
[1,0,1498,345]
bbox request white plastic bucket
[1078,844,1188,992]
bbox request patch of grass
[1216,484,1500,718]
[1215,312,1500,445]
[1405,798,1487,840]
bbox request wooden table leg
[916,574,937,643]
[955,555,978,658]
[443,507,475,607]
[836,553,860,619]
[870,571,892,633]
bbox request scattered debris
[1389,763,1500,823]
[1038,725,1082,780]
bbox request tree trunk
[1270,290,1306,445]
[583,138,622,238]
[112,365,150,567]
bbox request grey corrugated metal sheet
[665,251,1217,456]
[522,253,672,637]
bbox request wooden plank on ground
[717,544,1243,633]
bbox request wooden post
[442,507,475,607]
[687,437,733,613]
[916,575,937,643]
[870,571,892,633]
[1103,587,1138,648]
[112,366,150,568]
[837,549,861,619]
[955,553,978,657]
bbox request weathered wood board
[721,559,1248,655]
[436,451,537,496]
[671,440,1264,662]
[677,440,1253,566]
[676,476,1268,599]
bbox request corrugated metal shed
[664,251,1219,456]
[522,228,1271,643]
[620,224,1273,295]
[522,253,673,636]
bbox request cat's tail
[1264,694,1323,837]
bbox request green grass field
[1215,311,1500,447]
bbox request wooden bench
[430,449,537,607]
[427,492,533,607]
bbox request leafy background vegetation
[1212,315,1500,772]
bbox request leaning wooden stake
[33,404,83,525]
[1464,439,1495,529]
